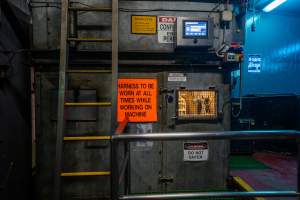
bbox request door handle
[159,176,174,183]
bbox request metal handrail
[111,130,300,200]
[119,191,299,199]
[112,130,300,141]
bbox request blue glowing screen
[184,21,208,37]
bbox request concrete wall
[7,0,30,14]
[0,4,31,200]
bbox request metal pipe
[111,140,120,200]
[53,0,69,199]
[111,0,119,132]
[112,130,300,200]
[112,130,300,141]
[30,67,36,145]
[30,67,36,171]
[119,151,129,184]
[119,191,299,200]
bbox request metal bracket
[159,88,174,94]
[159,176,174,183]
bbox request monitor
[176,17,213,47]
[183,20,208,38]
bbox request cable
[222,100,231,114]
[119,8,221,13]
[232,62,243,118]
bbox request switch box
[222,10,233,22]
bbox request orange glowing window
[177,90,218,120]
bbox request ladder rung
[64,136,111,141]
[67,69,112,74]
[69,7,112,12]
[68,38,112,43]
[64,102,112,107]
[61,171,111,177]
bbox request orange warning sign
[117,78,158,122]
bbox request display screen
[183,21,208,38]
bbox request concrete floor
[231,152,297,200]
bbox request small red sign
[159,16,176,23]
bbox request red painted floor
[230,152,297,200]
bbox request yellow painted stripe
[64,136,111,141]
[64,102,111,107]
[61,171,111,177]
[233,176,265,200]
[68,38,112,43]
[67,69,112,74]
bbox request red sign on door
[117,78,158,122]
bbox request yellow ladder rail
[61,171,111,177]
[64,136,111,141]
[64,102,112,107]
[66,69,112,74]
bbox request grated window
[177,90,217,120]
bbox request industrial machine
[129,72,230,193]
[31,1,242,199]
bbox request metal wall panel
[36,73,112,200]
[163,73,230,192]
[120,73,163,194]
[127,72,230,193]
[33,0,234,198]
[31,1,238,51]
[36,71,230,198]
[241,13,300,96]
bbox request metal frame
[53,0,119,198]
[182,20,209,39]
[53,0,69,199]
[176,89,218,120]
[111,130,300,200]
[176,17,213,47]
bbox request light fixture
[263,0,287,12]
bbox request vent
[177,90,217,120]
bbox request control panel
[176,17,213,47]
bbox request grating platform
[231,152,297,200]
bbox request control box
[176,17,213,47]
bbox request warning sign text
[117,79,158,122]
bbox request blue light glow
[276,42,300,57]
[263,0,287,12]
[246,15,259,28]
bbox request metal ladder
[53,0,118,199]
